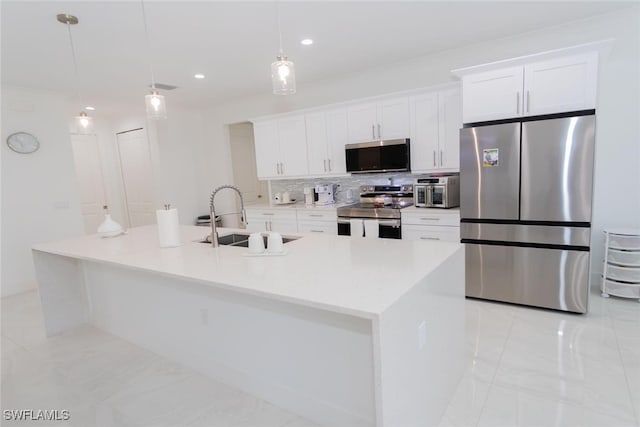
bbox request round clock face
[6,132,40,154]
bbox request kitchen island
[32,226,464,427]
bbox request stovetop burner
[337,184,414,219]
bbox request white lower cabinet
[245,208,298,233]
[401,209,460,243]
[296,209,338,235]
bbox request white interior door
[116,129,155,227]
[70,134,107,234]
[230,123,267,226]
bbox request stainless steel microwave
[414,175,460,208]
[345,139,410,174]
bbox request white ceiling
[1,1,634,116]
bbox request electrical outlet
[418,321,427,350]
[200,309,208,326]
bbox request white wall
[1,87,84,296]
[198,7,640,284]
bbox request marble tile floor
[2,289,639,427]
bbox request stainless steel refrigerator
[460,113,596,313]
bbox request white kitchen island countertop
[32,225,464,427]
[33,225,460,319]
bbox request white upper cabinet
[459,51,598,123]
[523,52,598,116]
[410,87,462,173]
[462,66,524,123]
[305,108,348,176]
[253,115,308,179]
[347,96,409,143]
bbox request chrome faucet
[209,185,247,248]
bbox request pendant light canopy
[57,13,94,134]
[271,3,296,95]
[141,1,167,119]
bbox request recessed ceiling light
[194,73,205,79]
[300,39,313,46]
[85,106,95,111]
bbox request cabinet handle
[262,213,275,216]
[276,163,280,175]
[310,230,324,233]
[433,150,437,167]
[420,236,440,240]
[516,92,520,114]
[377,124,381,140]
[372,125,375,139]
[526,90,530,113]
[440,150,443,166]
[309,214,323,217]
[328,159,332,171]
[323,159,327,172]
[420,217,440,221]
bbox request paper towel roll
[364,220,379,239]
[156,208,182,248]
[349,219,364,238]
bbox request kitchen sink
[200,233,299,247]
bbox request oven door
[429,185,447,208]
[337,218,402,239]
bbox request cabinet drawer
[603,278,640,299]
[402,225,460,242]
[608,249,640,267]
[401,212,460,226]
[606,264,640,283]
[245,208,297,221]
[296,210,337,221]
[609,234,640,250]
[298,221,337,235]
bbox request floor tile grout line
[610,309,640,425]
[473,305,516,427]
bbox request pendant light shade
[271,55,296,95]
[145,90,167,120]
[75,111,94,134]
[141,1,167,120]
[271,3,296,95]
[58,13,95,133]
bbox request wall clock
[6,132,40,154]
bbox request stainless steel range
[337,185,413,239]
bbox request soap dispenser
[97,205,123,237]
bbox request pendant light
[141,0,167,119]
[271,3,296,95]
[57,13,94,134]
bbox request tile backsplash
[269,172,416,204]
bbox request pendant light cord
[141,0,156,90]
[65,21,83,108]
[276,2,283,56]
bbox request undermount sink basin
[201,233,299,248]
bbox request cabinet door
[278,114,308,177]
[524,52,597,116]
[305,111,330,175]
[378,97,409,140]
[438,88,462,170]
[269,219,298,233]
[462,66,524,123]
[253,120,280,179]
[325,108,348,174]
[347,102,378,143]
[409,92,439,172]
